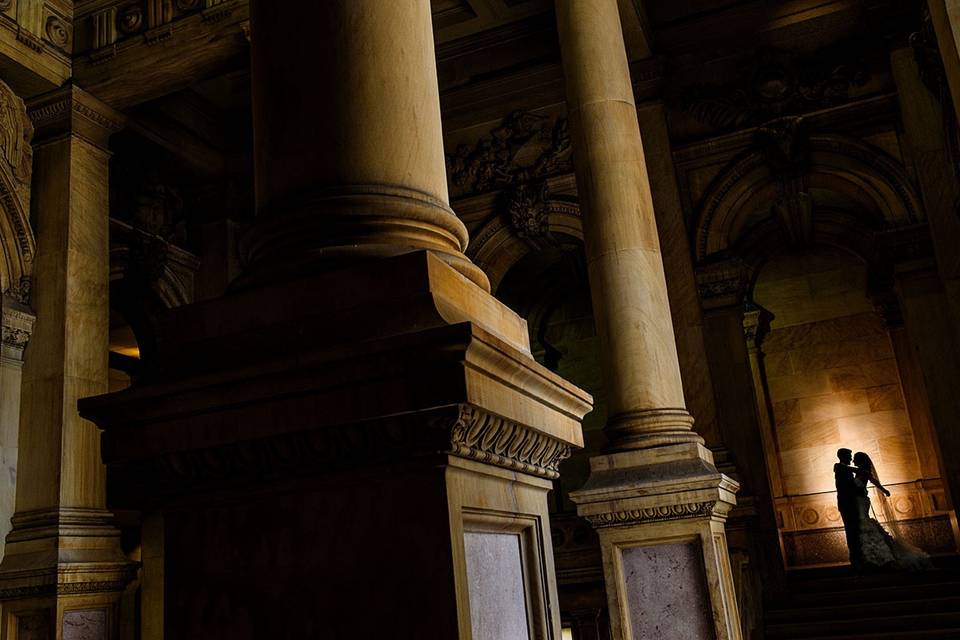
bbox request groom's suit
[835,462,866,568]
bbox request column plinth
[555,0,742,637]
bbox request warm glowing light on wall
[112,346,140,358]
[562,627,575,640]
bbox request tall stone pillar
[79,2,590,639]
[927,0,960,123]
[555,2,742,639]
[0,86,132,638]
[0,298,33,554]
[892,258,960,525]
[890,46,960,353]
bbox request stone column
[893,259,960,524]
[637,101,723,451]
[556,2,742,639]
[242,0,487,290]
[700,290,786,636]
[872,294,944,482]
[79,2,590,639]
[890,46,960,348]
[927,0,960,123]
[0,298,33,555]
[0,85,132,636]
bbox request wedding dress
[854,468,932,571]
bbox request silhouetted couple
[835,448,931,572]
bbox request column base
[0,508,135,640]
[571,443,742,640]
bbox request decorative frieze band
[584,501,717,529]
[450,406,573,480]
[107,405,573,501]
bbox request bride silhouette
[852,451,932,571]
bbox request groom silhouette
[835,448,866,569]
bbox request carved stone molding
[584,502,718,529]
[27,84,125,151]
[449,406,573,479]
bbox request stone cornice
[27,83,125,149]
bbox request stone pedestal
[0,86,133,639]
[81,251,590,639]
[574,444,740,640]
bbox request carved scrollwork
[584,502,717,529]
[449,406,573,479]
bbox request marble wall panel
[621,543,715,640]
[464,531,531,640]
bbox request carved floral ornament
[445,110,571,197]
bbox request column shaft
[556,0,696,450]
[557,1,742,638]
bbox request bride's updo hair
[853,452,874,469]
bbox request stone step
[788,580,960,607]
[766,595,960,624]
[787,568,960,594]
[766,611,960,639]
[796,629,960,640]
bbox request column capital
[26,84,125,151]
[1,296,34,364]
[696,256,749,312]
[742,304,774,352]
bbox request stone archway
[692,127,956,566]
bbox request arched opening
[693,130,958,567]
[751,247,955,565]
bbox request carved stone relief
[669,45,875,134]
[445,111,571,198]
